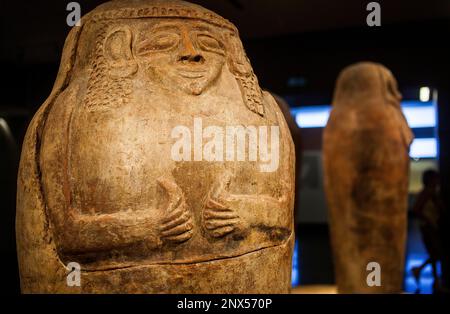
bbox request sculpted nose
[179,54,204,63]
[178,32,205,64]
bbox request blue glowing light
[402,101,437,128]
[409,138,438,159]
[291,101,438,158]
[291,239,300,287]
[292,106,331,129]
[292,101,436,129]
[404,253,441,294]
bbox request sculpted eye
[196,34,224,55]
[137,33,180,54]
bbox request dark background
[1,0,449,294]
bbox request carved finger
[161,211,190,231]
[205,197,228,210]
[210,226,235,238]
[205,218,240,230]
[203,209,238,220]
[164,229,194,243]
[161,205,186,224]
[161,221,193,237]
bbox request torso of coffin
[39,71,293,271]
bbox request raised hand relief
[203,197,244,238]
[157,178,194,244]
[203,172,291,241]
[202,172,249,239]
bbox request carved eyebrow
[192,25,215,33]
[148,23,181,33]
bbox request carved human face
[135,20,226,95]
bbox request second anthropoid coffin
[323,62,413,293]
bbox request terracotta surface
[271,93,302,228]
[323,62,413,293]
[16,0,295,293]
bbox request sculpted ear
[104,26,137,78]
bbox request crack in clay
[81,237,291,273]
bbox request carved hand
[202,173,248,238]
[203,174,291,241]
[158,178,194,244]
[60,178,194,254]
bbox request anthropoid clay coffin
[16,0,295,293]
[323,62,413,293]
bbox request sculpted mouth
[178,69,207,79]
